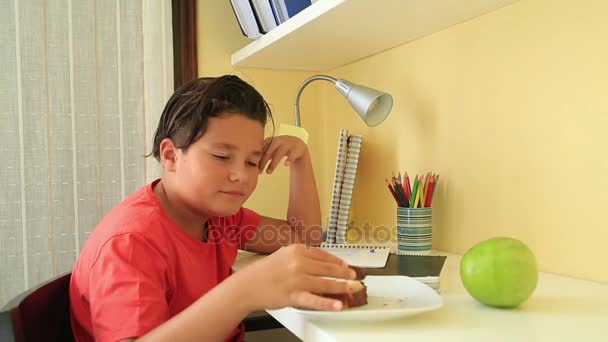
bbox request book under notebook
[366,254,447,292]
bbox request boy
[69,75,356,342]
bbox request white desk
[234,251,608,341]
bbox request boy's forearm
[288,152,323,245]
[138,273,255,341]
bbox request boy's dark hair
[150,75,273,160]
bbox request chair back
[0,273,74,342]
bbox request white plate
[290,276,442,321]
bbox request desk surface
[234,251,608,341]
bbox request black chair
[0,272,281,341]
[0,272,74,342]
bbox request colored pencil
[385,179,400,205]
[395,177,409,207]
[428,174,439,206]
[413,182,421,207]
[424,175,435,207]
[410,175,420,208]
[421,172,430,208]
[419,174,428,208]
[404,172,411,201]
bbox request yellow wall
[198,0,608,282]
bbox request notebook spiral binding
[322,244,446,256]
[321,243,389,250]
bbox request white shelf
[231,0,519,71]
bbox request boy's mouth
[219,190,246,197]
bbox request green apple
[460,237,538,308]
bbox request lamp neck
[294,75,337,127]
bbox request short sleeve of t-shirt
[88,232,170,342]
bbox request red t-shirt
[69,179,260,342]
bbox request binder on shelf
[268,0,283,25]
[232,0,314,39]
[230,0,262,39]
[269,0,287,24]
[283,0,312,18]
[250,0,277,33]
[270,0,312,24]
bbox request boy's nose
[228,165,247,182]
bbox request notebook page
[320,244,390,268]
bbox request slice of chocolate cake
[323,279,368,309]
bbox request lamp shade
[294,75,393,127]
[335,79,393,127]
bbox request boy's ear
[159,138,178,172]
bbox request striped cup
[396,207,432,255]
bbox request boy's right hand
[235,244,356,312]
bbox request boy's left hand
[259,136,308,175]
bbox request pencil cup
[396,207,432,255]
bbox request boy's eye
[247,161,259,167]
[213,155,229,160]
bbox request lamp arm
[294,75,337,127]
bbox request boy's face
[172,113,265,217]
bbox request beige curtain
[0,0,174,306]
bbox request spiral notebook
[335,135,362,244]
[326,130,349,244]
[320,244,390,268]
[326,131,363,244]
